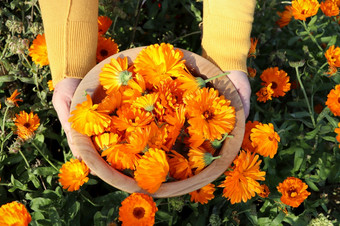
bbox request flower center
[338,97,340,104]
[203,110,213,120]
[23,123,31,128]
[100,49,108,57]
[271,82,278,89]
[133,207,145,219]
[288,189,298,198]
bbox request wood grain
[70,47,245,198]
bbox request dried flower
[0,201,31,226]
[325,84,340,116]
[119,193,158,226]
[258,184,270,198]
[58,159,90,192]
[189,183,215,204]
[28,33,49,67]
[256,83,274,103]
[247,67,257,78]
[5,89,22,107]
[277,177,311,207]
[291,0,320,21]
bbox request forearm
[202,0,256,73]
[39,0,98,86]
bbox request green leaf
[33,167,58,177]
[271,211,286,226]
[292,148,304,173]
[49,207,62,226]
[305,127,319,140]
[30,197,53,212]
[321,136,336,142]
[304,179,319,191]
[325,114,338,128]
[156,210,173,222]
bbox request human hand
[226,70,251,118]
[52,78,82,159]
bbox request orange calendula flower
[250,123,280,158]
[326,84,340,116]
[248,37,258,58]
[98,15,112,35]
[177,69,203,94]
[276,5,293,28]
[132,93,159,112]
[247,67,257,78]
[168,150,193,180]
[96,35,119,63]
[241,121,260,152]
[320,0,340,17]
[112,105,153,133]
[100,57,132,95]
[6,89,22,107]
[119,193,158,226]
[256,83,274,103]
[291,0,320,21]
[134,148,169,193]
[188,147,219,174]
[219,150,266,204]
[260,67,291,98]
[189,183,215,204]
[69,94,112,136]
[134,43,187,88]
[335,122,340,148]
[325,45,340,69]
[97,92,122,114]
[58,159,90,192]
[47,80,54,91]
[92,132,119,152]
[147,122,168,150]
[28,33,49,67]
[258,184,270,198]
[14,111,40,141]
[164,105,186,149]
[185,87,236,141]
[0,201,32,226]
[277,177,311,208]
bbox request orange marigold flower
[119,193,158,226]
[92,132,119,152]
[185,87,236,141]
[28,33,49,67]
[256,83,274,103]
[100,57,132,95]
[291,0,320,21]
[58,159,90,192]
[326,84,340,116]
[335,122,340,148]
[168,150,193,180]
[177,68,202,94]
[96,35,119,63]
[134,148,169,193]
[219,150,266,204]
[260,67,291,98]
[248,37,258,58]
[0,201,31,226]
[147,122,168,150]
[241,121,260,152]
[188,147,218,174]
[250,123,280,158]
[97,91,122,114]
[112,105,153,133]
[320,0,340,17]
[98,15,112,35]
[69,94,112,136]
[189,183,215,204]
[163,105,186,149]
[325,45,340,68]
[277,177,311,208]
[14,111,40,141]
[132,93,159,112]
[134,43,187,88]
[276,5,293,28]
[6,89,22,107]
[258,184,270,198]
[47,80,54,91]
[102,143,141,170]
[247,67,257,78]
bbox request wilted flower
[258,184,270,198]
[248,37,258,58]
[5,89,22,107]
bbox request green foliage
[0,0,339,225]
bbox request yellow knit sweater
[39,0,256,86]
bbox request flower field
[0,0,340,225]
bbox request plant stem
[1,106,9,138]
[32,142,59,171]
[18,149,30,168]
[295,67,316,128]
[80,193,100,207]
[205,72,230,83]
[301,20,323,52]
[171,30,201,44]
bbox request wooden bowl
[70,46,245,198]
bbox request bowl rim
[70,46,245,198]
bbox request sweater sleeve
[201,0,256,73]
[38,0,98,86]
